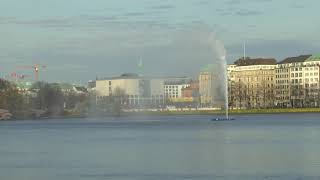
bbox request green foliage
[31,82,64,116]
[0,79,26,114]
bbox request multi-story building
[275,55,320,107]
[164,77,192,104]
[228,57,277,109]
[95,73,165,108]
[199,65,214,107]
[198,64,225,107]
[181,81,199,98]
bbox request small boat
[211,118,235,121]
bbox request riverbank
[127,108,320,116]
[3,108,320,121]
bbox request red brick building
[181,80,199,99]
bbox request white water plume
[207,32,228,118]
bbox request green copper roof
[201,64,219,72]
[306,55,320,62]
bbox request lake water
[1,113,320,180]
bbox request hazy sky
[0,0,319,83]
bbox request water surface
[1,113,320,179]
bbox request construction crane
[10,72,29,81]
[17,64,46,81]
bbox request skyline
[0,0,319,83]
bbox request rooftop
[278,55,312,64]
[234,57,277,66]
[97,74,189,81]
[305,55,320,62]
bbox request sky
[0,0,319,83]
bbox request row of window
[165,86,179,89]
[276,91,289,95]
[276,80,289,84]
[166,95,179,98]
[290,72,319,78]
[276,96,290,100]
[291,73,303,77]
[305,72,318,76]
[165,92,178,95]
[290,79,319,84]
[276,74,289,78]
[276,85,289,89]
[290,67,319,71]
[276,69,289,73]
[237,77,274,81]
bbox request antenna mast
[243,41,246,59]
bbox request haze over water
[1,114,320,180]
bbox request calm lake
[1,113,320,180]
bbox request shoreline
[3,108,320,121]
[125,108,320,116]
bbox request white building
[275,55,320,107]
[164,84,190,99]
[95,73,165,107]
[163,77,191,101]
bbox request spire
[243,41,246,60]
[138,57,143,77]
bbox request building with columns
[95,73,165,108]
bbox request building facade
[275,55,320,107]
[95,73,165,108]
[228,58,277,109]
[199,67,214,106]
[181,81,199,98]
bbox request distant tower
[243,41,247,60]
[138,57,143,77]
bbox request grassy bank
[126,108,320,116]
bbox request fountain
[208,34,234,121]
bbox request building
[275,55,320,107]
[164,77,191,103]
[87,80,96,91]
[199,64,227,107]
[228,57,277,109]
[182,80,199,98]
[199,67,213,106]
[95,73,165,108]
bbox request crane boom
[17,64,46,81]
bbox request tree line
[0,79,90,119]
[228,80,320,109]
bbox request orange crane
[10,72,29,81]
[17,64,46,81]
